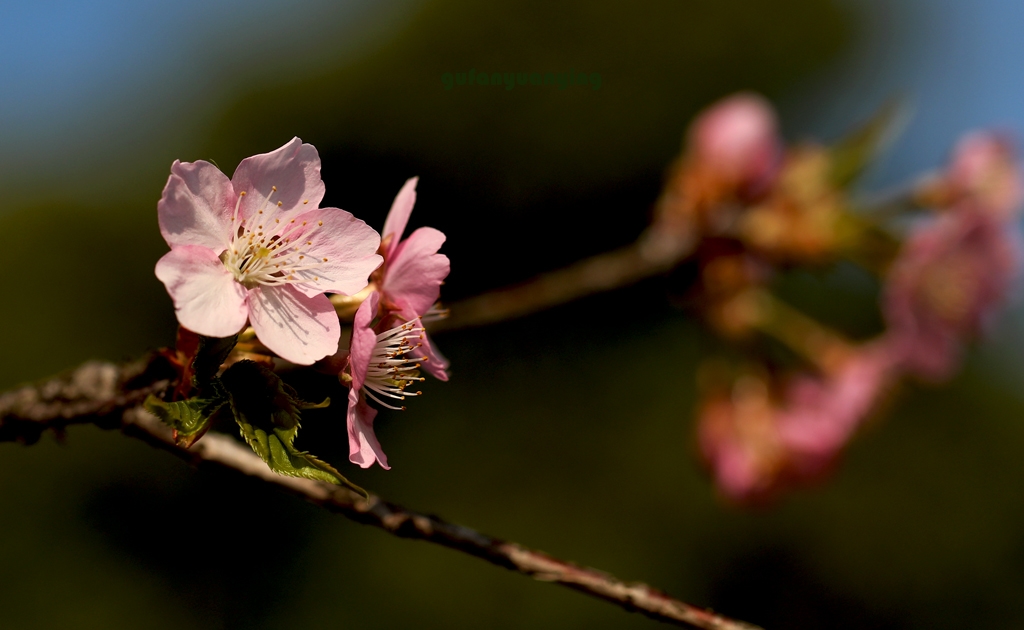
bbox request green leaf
[144,395,226,448]
[236,419,361,491]
[221,360,364,496]
[828,98,911,187]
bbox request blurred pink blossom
[777,344,898,478]
[699,346,897,504]
[883,209,1020,381]
[689,92,781,194]
[375,177,451,380]
[155,138,382,365]
[946,132,1023,219]
[698,376,784,503]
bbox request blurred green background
[4,0,1024,628]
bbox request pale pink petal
[347,387,390,469]
[690,93,780,188]
[247,285,340,365]
[281,207,383,298]
[382,177,418,260]
[716,448,763,502]
[158,160,235,251]
[419,331,449,381]
[383,227,449,318]
[231,137,325,221]
[348,292,381,390]
[777,344,897,476]
[155,246,248,337]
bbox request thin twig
[434,226,694,332]
[0,358,761,630]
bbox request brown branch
[0,358,762,630]
[0,355,173,443]
[434,226,694,332]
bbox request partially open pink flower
[689,92,781,193]
[883,208,1020,380]
[699,346,897,504]
[374,177,451,380]
[698,376,786,503]
[776,344,898,477]
[652,93,780,237]
[346,291,428,469]
[946,132,1023,219]
[155,138,382,365]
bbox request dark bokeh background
[4,1,1024,628]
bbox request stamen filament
[360,319,427,412]
[220,184,329,290]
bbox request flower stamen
[362,320,427,411]
[221,185,329,289]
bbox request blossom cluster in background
[656,95,1023,504]
[150,100,1021,502]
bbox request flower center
[362,320,427,410]
[921,257,973,325]
[220,188,329,290]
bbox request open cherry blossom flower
[155,137,382,365]
[882,208,1020,381]
[373,177,451,380]
[346,291,428,469]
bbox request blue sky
[789,0,1024,187]
[0,0,392,197]
[2,0,1023,199]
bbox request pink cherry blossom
[346,291,428,469]
[697,376,786,503]
[375,177,451,380]
[882,208,1020,381]
[689,92,781,193]
[155,138,382,365]
[946,132,1023,219]
[776,344,898,477]
[699,346,897,504]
